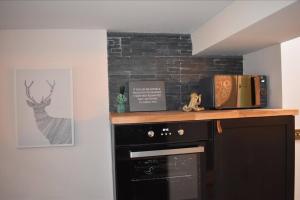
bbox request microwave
[199,75,267,109]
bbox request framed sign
[129,81,166,112]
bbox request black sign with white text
[129,81,166,112]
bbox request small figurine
[182,92,204,112]
[116,86,127,113]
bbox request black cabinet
[213,116,295,200]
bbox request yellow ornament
[182,92,204,112]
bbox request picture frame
[14,68,74,148]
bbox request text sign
[129,81,166,112]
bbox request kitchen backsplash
[108,32,243,112]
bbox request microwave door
[214,75,237,109]
[237,75,252,108]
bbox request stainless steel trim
[130,146,205,159]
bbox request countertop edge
[110,109,299,125]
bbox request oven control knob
[178,129,185,136]
[147,130,155,138]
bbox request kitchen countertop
[110,109,298,124]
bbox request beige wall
[281,37,300,200]
[0,30,113,200]
[244,40,300,200]
[243,44,282,108]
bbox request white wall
[0,30,113,200]
[281,37,300,200]
[243,44,282,108]
[244,38,300,200]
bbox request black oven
[113,121,213,200]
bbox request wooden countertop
[110,109,298,124]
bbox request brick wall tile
[107,32,243,112]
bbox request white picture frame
[15,68,74,148]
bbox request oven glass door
[116,146,205,200]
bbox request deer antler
[24,80,38,103]
[44,80,56,102]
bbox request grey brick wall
[108,32,243,112]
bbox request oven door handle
[130,146,204,159]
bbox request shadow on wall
[107,32,243,112]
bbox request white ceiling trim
[191,0,296,56]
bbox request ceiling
[0,0,232,33]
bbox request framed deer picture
[15,69,74,148]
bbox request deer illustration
[24,80,72,145]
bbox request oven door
[116,144,206,200]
